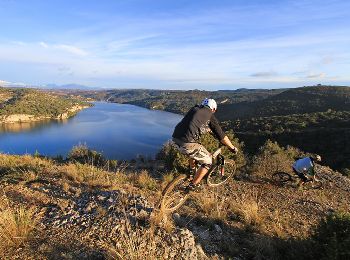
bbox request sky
[0,0,349,90]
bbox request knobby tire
[207,159,236,187]
[161,174,190,213]
[272,171,292,184]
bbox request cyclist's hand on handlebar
[229,146,239,154]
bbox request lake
[0,102,183,160]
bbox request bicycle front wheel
[161,174,190,213]
[207,159,236,187]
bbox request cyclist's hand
[229,146,238,154]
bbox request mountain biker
[172,98,238,192]
[292,155,322,187]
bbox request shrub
[250,140,303,180]
[68,144,107,167]
[341,168,350,177]
[312,212,350,260]
[157,131,246,172]
[199,131,246,169]
[156,141,188,172]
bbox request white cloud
[39,42,48,48]
[306,72,326,79]
[53,44,88,56]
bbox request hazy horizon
[1,0,350,90]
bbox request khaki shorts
[173,138,212,165]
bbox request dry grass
[0,154,55,183]
[268,209,286,238]
[103,216,159,260]
[229,192,265,231]
[59,163,128,189]
[236,199,261,227]
[150,205,175,233]
[0,205,37,248]
[132,170,158,191]
[194,189,230,221]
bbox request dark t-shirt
[172,105,226,143]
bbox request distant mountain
[0,80,98,90]
[0,80,34,88]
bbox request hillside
[216,86,350,174]
[72,88,284,115]
[217,85,350,120]
[0,87,91,123]
[0,143,349,259]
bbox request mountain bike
[272,170,323,189]
[160,146,236,213]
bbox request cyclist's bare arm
[221,136,238,153]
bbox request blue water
[0,102,182,160]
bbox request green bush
[157,131,246,172]
[156,141,188,172]
[68,144,107,167]
[341,168,350,177]
[312,212,350,260]
[250,140,304,180]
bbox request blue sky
[0,0,349,89]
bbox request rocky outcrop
[0,114,39,123]
[42,190,206,259]
[55,105,90,120]
[0,105,89,123]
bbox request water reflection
[0,119,69,133]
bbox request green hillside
[217,86,350,120]
[0,87,91,120]
[219,86,350,173]
[76,88,284,115]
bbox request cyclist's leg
[189,158,197,173]
[293,167,307,187]
[173,142,212,189]
[189,145,212,185]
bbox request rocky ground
[0,155,349,259]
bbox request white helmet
[201,98,217,111]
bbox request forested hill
[73,88,284,115]
[0,87,91,123]
[217,86,350,120]
[218,86,350,174]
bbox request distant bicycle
[272,170,323,189]
[160,146,236,213]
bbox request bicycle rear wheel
[272,172,292,184]
[207,159,236,187]
[161,174,190,213]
